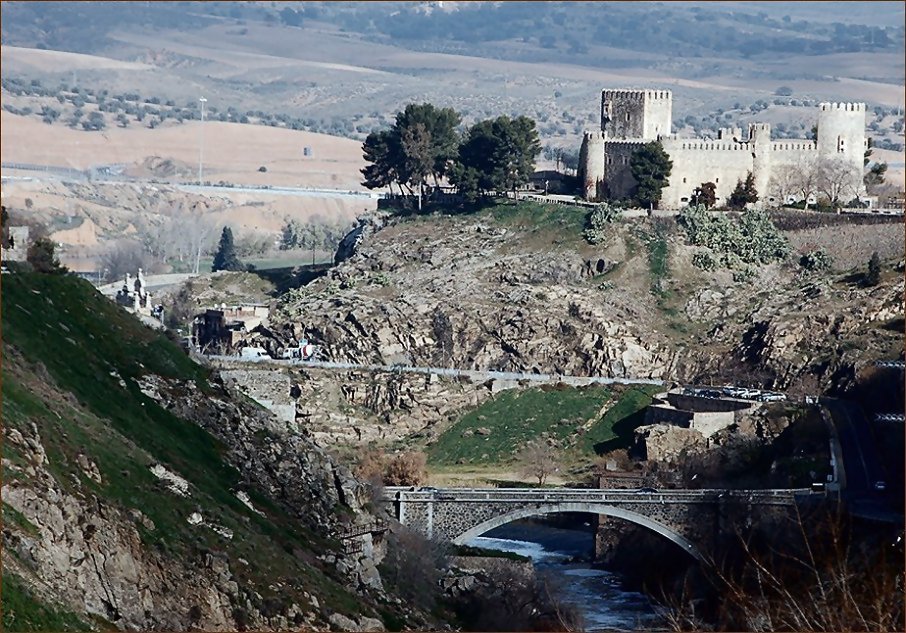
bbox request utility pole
[198,96,207,184]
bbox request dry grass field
[0,110,367,189]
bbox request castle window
[682,178,687,184]
[715,178,719,183]
[681,197,689,203]
[626,113,630,121]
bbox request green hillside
[0,273,384,629]
[427,383,662,467]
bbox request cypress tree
[212,226,243,272]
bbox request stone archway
[450,502,704,561]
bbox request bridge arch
[450,502,704,561]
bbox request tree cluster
[279,218,350,253]
[769,157,862,210]
[361,103,542,206]
[728,172,759,209]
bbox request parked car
[874,481,887,491]
[635,487,658,493]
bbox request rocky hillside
[0,273,433,631]
[273,202,904,398]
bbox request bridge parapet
[383,487,808,560]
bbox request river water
[465,519,666,632]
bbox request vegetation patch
[678,205,789,274]
[0,273,374,623]
[428,384,664,467]
[427,385,612,466]
[1,572,95,632]
[578,384,665,455]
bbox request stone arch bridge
[383,487,808,560]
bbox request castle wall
[589,89,866,208]
[600,141,647,201]
[657,141,754,209]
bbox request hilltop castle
[579,89,867,208]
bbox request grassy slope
[427,383,663,468]
[0,273,371,626]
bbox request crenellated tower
[817,102,867,196]
[601,89,672,140]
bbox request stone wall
[659,140,755,207]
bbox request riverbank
[465,518,668,631]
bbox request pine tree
[729,171,759,209]
[866,251,881,286]
[630,141,673,209]
[212,226,243,272]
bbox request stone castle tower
[580,89,673,201]
[580,88,867,208]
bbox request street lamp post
[198,96,207,184]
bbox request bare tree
[791,155,821,211]
[99,239,159,282]
[381,526,450,611]
[768,169,799,207]
[383,451,427,486]
[816,157,860,208]
[665,507,904,632]
[517,440,560,485]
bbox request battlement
[602,139,649,147]
[772,141,818,151]
[583,130,605,141]
[819,102,866,112]
[602,89,672,101]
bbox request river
[465,519,667,632]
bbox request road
[208,356,667,389]
[2,162,384,200]
[97,273,201,297]
[821,397,901,523]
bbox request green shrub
[677,205,788,273]
[692,250,717,271]
[799,250,833,272]
[583,203,622,244]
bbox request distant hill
[2,1,903,63]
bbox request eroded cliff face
[276,218,680,380]
[272,213,903,409]
[1,354,406,631]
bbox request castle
[579,89,867,209]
